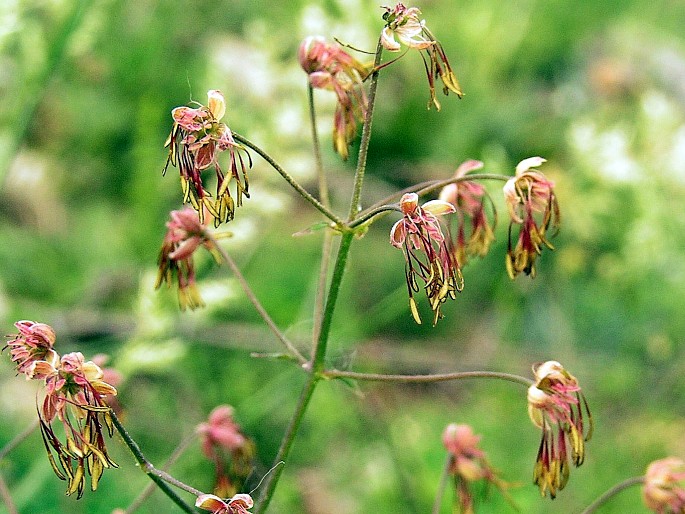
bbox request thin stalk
[347,37,384,221]
[308,84,335,349]
[0,472,18,514]
[311,232,353,372]
[356,173,511,225]
[580,476,644,514]
[110,411,198,513]
[347,204,400,229]
[308,84,328,207]
[0,418,38,461]
[432,454,454,514]
[232,133,343,226]
[121,433,197,514]
[208,234,308,366]
[322,369,533,387]
[255,375,318,514]
[256,35,385,513]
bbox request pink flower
[27,349,118,498]
[3,320,58,376]
[503,157,560,279]
[164,90,251,225]
[299,36,369,160]
[390,192,463,325]
[439,160,497,266]
[196,493,253,514]
[527,361,592,499]
[643,457,685,514]
[197,405,254,498]
[155,207,222,311]
[197,405,247,458]
[381,3,462,110]
[442,423,510,513]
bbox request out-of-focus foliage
[1,0,684,513]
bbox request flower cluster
[155,207,222,311]
[527,361,592,499]
[381,3,462,110]
[442,423,510,513]
[503,157,559,279]
[390,192,463,325]
[3,321,118,498]
[197,405,255,498]
[439,160,497,266]
[196,493,253,514]
[164,90,251,225]
[642,457,685,514]
[298,36,369,160]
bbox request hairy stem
[322,369,534,387]
[255,375,318,514]
[110,411,198,513]
[580,476,644,514]
[208,234,308,366]
[232,132,343,227]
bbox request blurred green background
[1,0,685,512]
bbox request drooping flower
[527,361,592,499]
[164,90,251,225]
[196,493,254,514]
[439,160,497,266]
[381,3,462,110]
[155,207,222,311]
[3,320,58,376]
[27,349,118,498]
[642,457,685,514]
[503,157,559,279]
[197,405,255,498]
[390,192,463,325]
[442,423,511,513]
[299,36,369,160]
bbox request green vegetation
[1,1,684,512]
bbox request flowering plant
[1,3,671,514]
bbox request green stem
[308,83,334,349]
[121,433,197,514]
[232,132,343,226]
[208,233,308,366]
[255,375,318,514]
[308,84,329,207]
[579,476,644,514]
[110,411,198,513]
[311,232,354,372]
[322,369,533,387]
[348,204,401,229]
[256,36,386,513]
[356,173,512,224]
[347,37,384,221]
[432,454,454,514]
